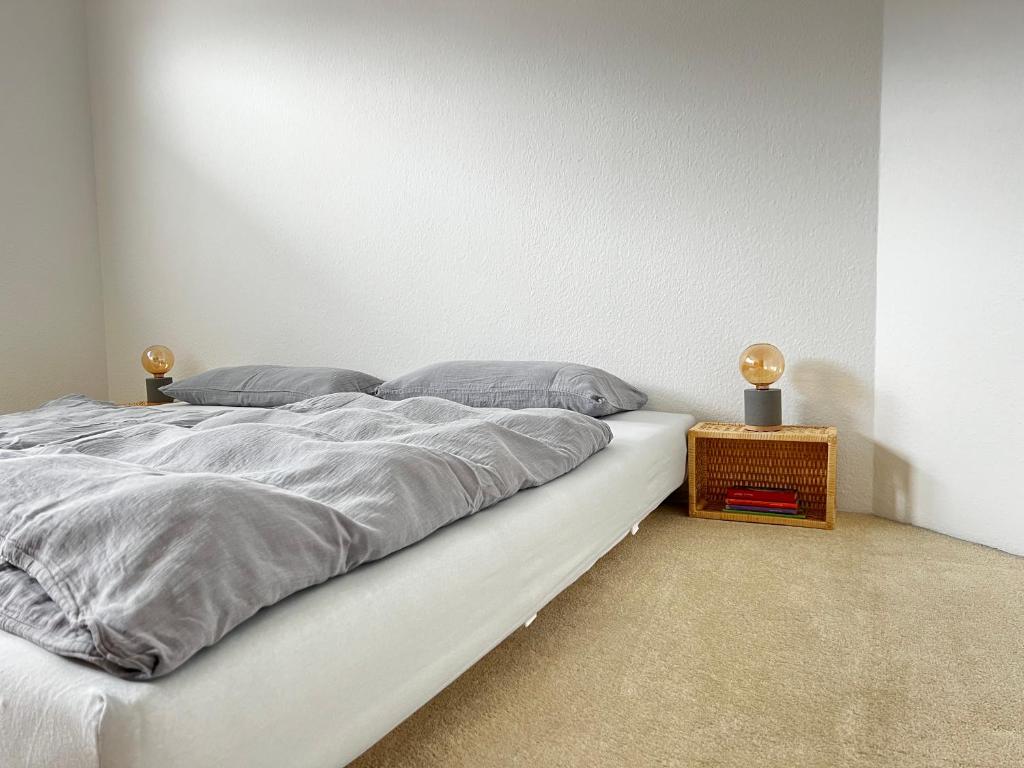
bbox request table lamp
[739,343,784,431]
[142,345,175,403]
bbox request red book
[726,486,798,504]
[724,497,799,510]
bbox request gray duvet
[0,394,610,679]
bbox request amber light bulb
[141,345,175,378]
[739,343,785,390]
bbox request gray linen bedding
[0,393,610,679]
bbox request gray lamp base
[744,388,782,431]
[146,377,174,404]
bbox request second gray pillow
[375,361,647,417]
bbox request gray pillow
[161,365,383,407]
[375,361,647,417]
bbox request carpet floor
[352,506,1024,768]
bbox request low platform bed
[1,408,692,768]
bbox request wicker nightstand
[687,422,837,529]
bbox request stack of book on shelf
[724,486,805,519]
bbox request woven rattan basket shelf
[687,422,837,529]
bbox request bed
[0,405,693,768]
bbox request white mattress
[0,409,693,768]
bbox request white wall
[87,0,882,511]
[875,0,1024,554]
[0,0,107,412]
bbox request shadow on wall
[873,443,914,525]
[787,358,871,511]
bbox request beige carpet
[352,507,1024,767]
